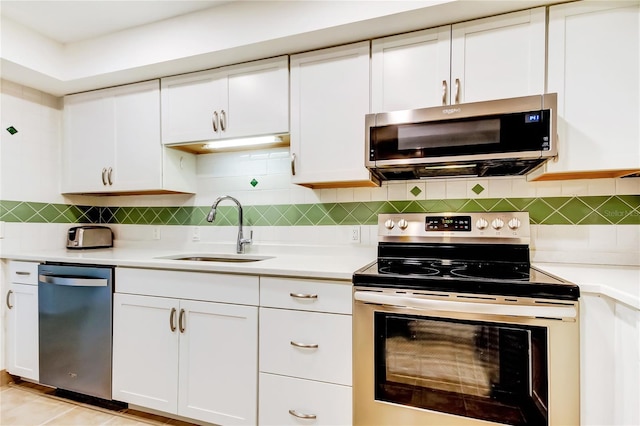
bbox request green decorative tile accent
[472,184,485,195]
[410,186,422,197]
[1,196,638,226]
[250,178,258,188]
[6,126,18,135]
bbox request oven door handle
[353,291,577,319]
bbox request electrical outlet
[350,225,360,243]
[152,227,161,240]
[192,226,200,242]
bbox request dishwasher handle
[39,274,108,287]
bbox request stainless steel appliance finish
[206,195,252,254]
[66,225,113,249]
[365,94,557,179]
[38,263,114,400]
[352,212,580,426]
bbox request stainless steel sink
[157,254,273,263]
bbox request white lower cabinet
[112,268,259,426]
[580,293,640,425]
[258,277,352,425]
[5,261,40,381]
[259,373,352,426]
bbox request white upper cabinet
[530,1,640,180]
[371,26,451,112]
[62,80,196,194]
[290,41,375,187]
[371,8,545,112]
[161,56,289,144]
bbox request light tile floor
[0,381,199,426]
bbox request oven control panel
[379,212,530,242]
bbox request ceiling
[0,0,232,44]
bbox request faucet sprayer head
[206,208,216,222]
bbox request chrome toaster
[66,225,113,249]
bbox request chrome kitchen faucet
[206,195,252,254]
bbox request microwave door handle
[39,275,108,287]
[353,291,576,319]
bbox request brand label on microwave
[442,108,462,115]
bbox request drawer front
[260,276,352,314]
[116,267,259,305]
[9,261,39,285]
[259,373,352,426]
[259,308,351,385]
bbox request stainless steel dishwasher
[38,263,114,400]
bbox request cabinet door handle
[288,409,317,420]
[290,341,319,349]
[290,292,318,299]
[15,271,31,276]
[220,110,226,132]
[169,307,177,332]
[101,168,108,185]
[291,153,296,176]
[454,78,461,104]
[212,111,219,132]
[442,80,448,106]
[107,167,113,185]
[6,290,13,309]
[178,308,186,333]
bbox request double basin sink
[158,253,273,263]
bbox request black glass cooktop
[353,242,579,300]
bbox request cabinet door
[5,283,39,381]
[541,1,640,178]
[371,26,451,112]
[223,56,289,139]
[178,299,258,426]
[450,7,546,104]
[62,91,115,193]
[112,293,179,413]
[161,70,226,144]
[290,41,374,187]
[111,80,163,191]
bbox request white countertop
[0,243,376,281]
[3,244,638,308]
[534,262,640,310]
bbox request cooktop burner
[352,212,580,300]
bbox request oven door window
[375,313,548,425]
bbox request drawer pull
[15,271,31,276]
[290,292,318,299]
[290,341,319,349]
[288,409,317,420]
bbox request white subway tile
[560,179,589,196]
[319,188,337,203]
[370,185,388,201]
[466,179,489,198]
[406,181,426,200]
[512,177,537,198]
[387,182,407,200]
[487,178,513,198]
[533,181,562,197]
[353,188,372,202]
[616,177,640,195]
[425,180,446,199]
[336,188,355,203]
[588,179,616,196]
[445,180,467,199]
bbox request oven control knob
[475,218,489,230]
[491,218,504,230]
[384,219,395,230]
[398,219,409,230]
[508,217,521,230]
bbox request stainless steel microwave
[365,93,557,179]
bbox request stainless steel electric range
[353,212,580,426]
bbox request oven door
[353,289,579,426]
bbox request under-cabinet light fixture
[202,135,284,150]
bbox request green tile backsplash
[1,196,638,226]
